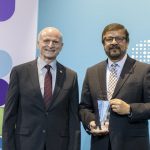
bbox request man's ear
[61,42,64,48]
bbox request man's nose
[111,38,117,44]
[48,41,53,47]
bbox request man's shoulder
[132,59,150,70]
[126,56,150,74]
[127,55,149,66]
[135,59,149,66]
[57,62,77,75]
[87,60,106,71]
[12,59,37,71]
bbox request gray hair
[37,27,63,42]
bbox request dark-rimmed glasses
[104,36,126,44]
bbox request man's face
[103,29,128,61]
[38,28,63,62]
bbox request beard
[105,45,126,61]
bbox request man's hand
[110,99,130,115]
[89,121,109,136]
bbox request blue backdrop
[38,1,150,150]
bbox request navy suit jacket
[79,56,150,150]
[2,59,80,150]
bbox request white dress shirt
[37,57,57,97]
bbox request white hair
[37,27,63,42]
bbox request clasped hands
[89,99,130,136]
[89,121,109,136]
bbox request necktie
[107,63,118,100]
[44,65,52,108]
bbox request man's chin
[43,55,54,60]
[109,50,126,61]
[108,53,121,60]
[109,53,126,61]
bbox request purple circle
[0,0,15,21]
[0,79,8,106]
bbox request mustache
[109,45,120,50]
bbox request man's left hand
[110,99,130,115]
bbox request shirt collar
[108,54,127,69]
[37,57,57,71]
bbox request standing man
[79,23,150,150]
[2,27,80,150]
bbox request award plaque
[97,99,110,131]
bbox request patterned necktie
[44,65,52,108]
[107,63,118,100]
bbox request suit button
[42,130,46,133]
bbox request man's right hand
[89,121,109,136]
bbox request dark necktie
[44,65,52,108]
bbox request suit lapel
[97,61,108,100]
[112,56,136,98]
[27,59,45,109]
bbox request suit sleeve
[79,70,96,132]
[68,73,81,150]
[129,66,150,122]
[2,67,19,150]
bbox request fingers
[110,99,121,112]
[110,99,121,105]
[111,104,120,112]
[110,99,124,109]
[89,121,109,136]
[90,126,109,136]
[111,104,120,109]
[110,99,130,115]
[89,121,96,130]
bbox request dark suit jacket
[79,56,150,150]
[2,59,80,150]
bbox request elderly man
[2,27,80,150]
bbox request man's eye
[106,38,113,41]
[53,41,59,43]
[43,40,50,43]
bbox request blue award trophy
[97,99,110,131]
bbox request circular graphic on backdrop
[0,79,8,106]
[0,50,12,78]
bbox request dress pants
[108,138,112,150]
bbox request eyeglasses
[104,36,126,44]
